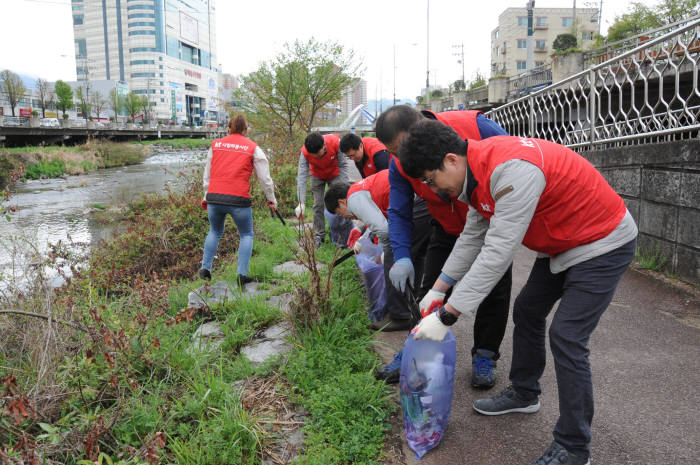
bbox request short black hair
[398,120,467,178]
[324,181,351,213]
[339,133,362,153]
[304,132,325,154]
[374,105,422,146]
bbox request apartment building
[71,0,219,124]
[490,7,599,77]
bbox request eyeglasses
[422,170,436,187]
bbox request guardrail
[486,17,700,150]
[506,65,552,100]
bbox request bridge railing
[486,17,700,150]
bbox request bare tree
[90,90,107,121]
[1,70,27,117]
[36,78,50,118]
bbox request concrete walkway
[374,247,700,465]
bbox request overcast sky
[1,0,640,100]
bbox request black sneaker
[529,441,590,465]
[237,274,254,286]
[375,350,402,384]
[199,268,211,280]
[473,385,540,415]
[370,315,412,332]
[472,349,497,389]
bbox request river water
[0,150,205,285]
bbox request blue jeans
[201,203,254,276]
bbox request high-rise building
[490,7,599,77]
[340,79,368,123]
[71,0,219,124]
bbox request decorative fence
[486,17,700,150]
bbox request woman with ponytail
[199,114,277,285]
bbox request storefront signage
[19,108,32,117]
[184,69,202,79]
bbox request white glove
[419,289,446,318]
[294,203,305,219]
[411,312,449,341]
[352,240,363,254]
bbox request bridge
[313,105,375,134]
[0,120,226,146]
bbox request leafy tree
[139,95,150,122]
[75,85,91,121]
[607,2,662,42]
[656,0,699,23]
[0,70,27,117]
[54,80,73,118]
[235,38,362,146]
[468,71,487,90]
[35,78,50,117]
[553,33,578,51]
[124,92,142,121]
[109,87,123,120]
[90,90,107,121]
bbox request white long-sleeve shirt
[346,189,391,251]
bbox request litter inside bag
[400,331,456,459]
[354,237,386,323]
[324,209,353,247]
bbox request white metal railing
[486,18,700,149]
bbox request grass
[0,176,393,464]
[138,138,212,150]
[635,247,669,272]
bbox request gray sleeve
[297,152,309,203]
[202,147,213,198]
[440,207,489,282]
[447,160,546,316]
[347,190,390,250]
[337,151,351,182]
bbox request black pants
[383,199,432,320]
[419,220,512,358]
[510,239,636,458]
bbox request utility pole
[526,0,535,71]
[393,44,396,106]
[452,43,465,87]
[426,0,430,102]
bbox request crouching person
[400,120,638,465]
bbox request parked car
[2,117,23,126]
[40,117,60,128]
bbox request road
[374,247,700,465]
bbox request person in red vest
[375,104,512,389]
[296,132,350,247]
[401,120,638,465]
[324,171,428,345]
[200,114,277,286]
[339,133,390,178]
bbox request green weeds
[635,247,669,271]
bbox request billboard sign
[180,11,199,44]
[20,108,32,117]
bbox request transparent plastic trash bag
[354,237,386,323]
[400,330,456,459]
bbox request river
[0,150,205,287]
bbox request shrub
[24,159,66,179]
[553,33,578,51]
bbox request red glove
[267,201,277,210]
[372,235,379,245]
[201,200,207,210]
[347,227,363,250]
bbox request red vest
[467,136,626,256]
[302,134,341,180]
[207,133,257,198]
[360,137,388,177]
[393,156,469,236]
[347,169,391,217]
[423,110,482,140]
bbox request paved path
[374,247,700,465]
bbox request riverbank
[138,137,212,152]
[0,141,149,188]
[0,175,393,464]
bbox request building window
[535,61,545,67]
[128,13,155,19]
[160,73,163,78]
[129,30,155,36]
[161,98,165,102]
[160,90,164,94]
[536,16,547,27]
[75,38,87,57]
[582,31,593,40]
[159,65,163,69]
[73,15,83,25]
[131,72,156,78]
[128,22,156,27]
[130,47,157,52]
[160,81,164,86]
[516,61,527,70]
[494,29,499,38]
[536,39,546,49]
[517,16,528,26]
[517,39,527,49]
[130,60,155,65]
[158,56,163,61]
[127,4,155,10]
[562,17,573,27]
